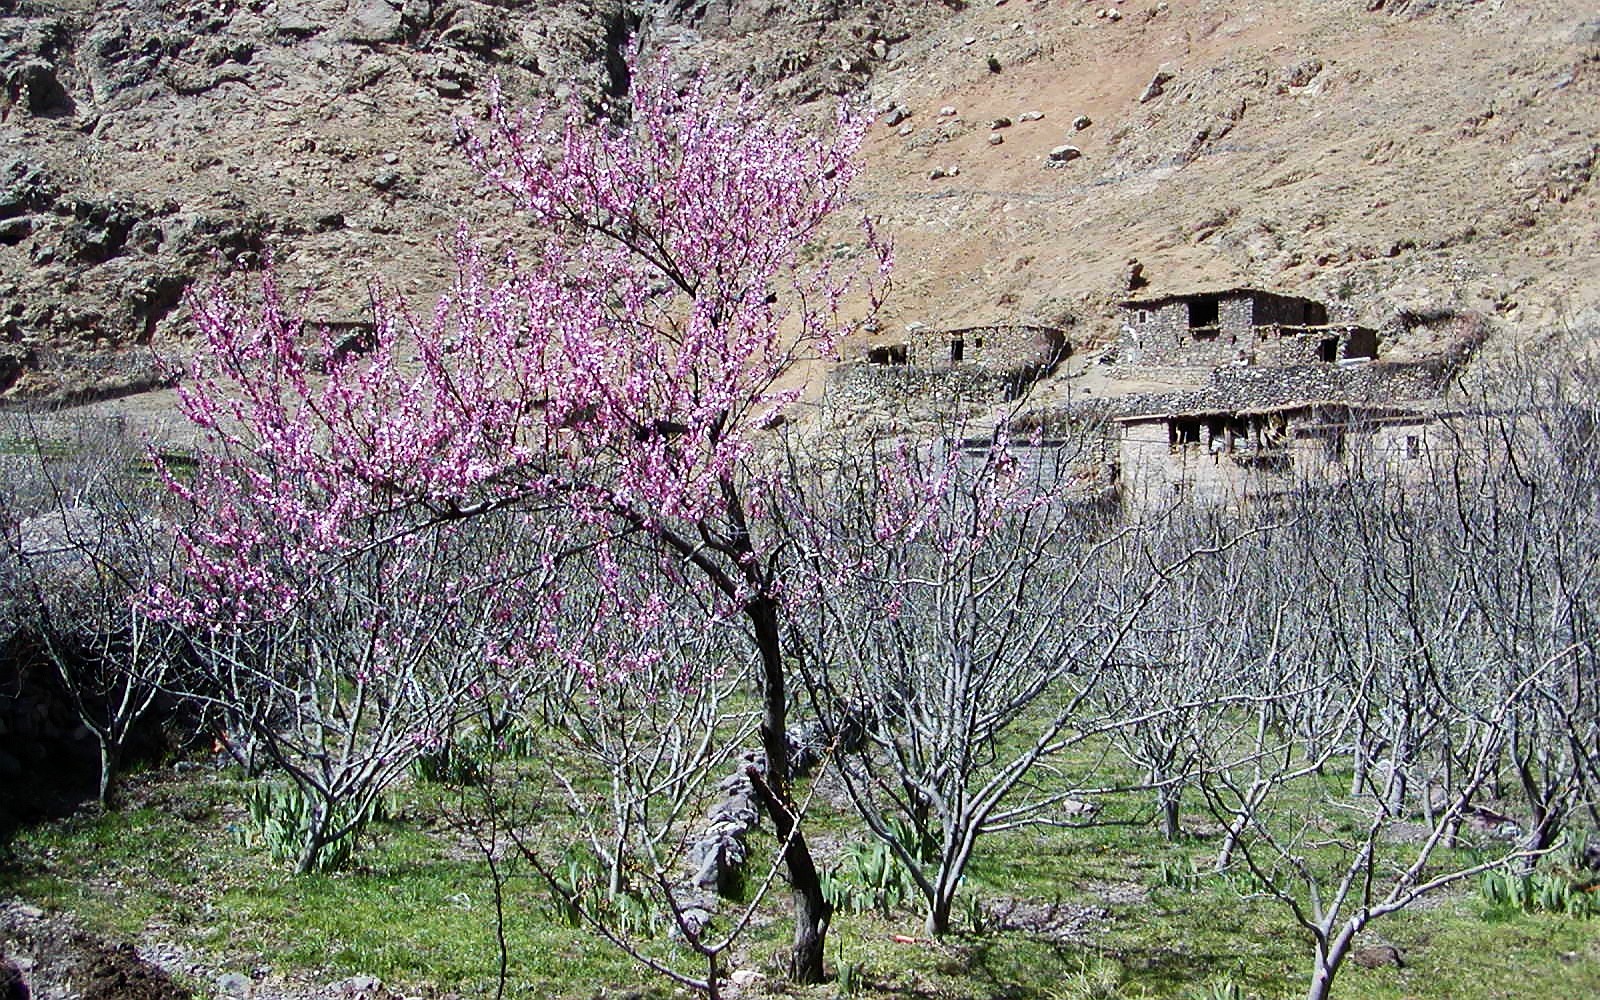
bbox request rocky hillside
[1,0,1596,406]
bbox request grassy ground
[3,758,1597,1000]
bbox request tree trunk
[1216,779,1267,872]
[1306,927,1355,1000]
[1157,781,1181,842]
[748,596,831,984]
[97,738,120,807]
[294,799,329,875]
[926,894,952,938]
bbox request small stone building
[1114,401,1450,512]
[863,324,1069,372]
[846,324,1071,402]
[1118,288,1376,369]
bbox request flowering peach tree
[163,60,885,981]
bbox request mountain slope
[1,0,1596,406]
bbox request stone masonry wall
[826,361,1024,408]
[1084,359,1454,420]
[906,324,1068,371]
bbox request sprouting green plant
[239,781,389,873]
[958,892,988,934]
[1052,957,1129,1000]
[829,837,922,917]
[1480,866,1600,918]
[411,738,486,786]
[544,844,656,937]
[834,943,865,998]
[1186,976,1243,1000]
[1157,855,1205,892]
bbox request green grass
[3,751,1598,1000]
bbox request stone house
[1118,288,1377,369]
[863,324,1069,373]
[843,323,1071,404]
[1113,401,1452,512]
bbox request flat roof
[1117,286,1319,310]
[1113,400,1435,423]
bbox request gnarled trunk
[749,597,831,984]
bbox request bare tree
[0,416,184,805]
[169,512,547,873]
[779,424,1248,935]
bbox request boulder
[1282,57,1323,88]
[340,0,406,44]
[1139,66,1174,102]
[1046,144,1082,165]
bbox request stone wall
[1118,290,1339,367]
[826,360,1037,407]
[1120,295,1253,367]
[904,324,1069,371]
[1204,358,1449,409]
[1093,359,1453,420]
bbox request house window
[950,338,965,363]
[1188,297,1220,329]
[1405,435,1421,460]
[1318,336,1339,362]
[1170,419,1202,448]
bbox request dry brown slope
[2,0,1595,409]
[850,0,1599,362]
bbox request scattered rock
[0,217,35,245]
[1073,114,1092,130]
[938,105,957,116]
[214,971,251,997]
[728,969,764,989]
[1139,66,1175,102]
[0,157,58,219]
[434,78,465,98]
[885,104,911,127]
[1351,944,1405,969]
[1019,110,1045,122]
[1046,144,1082,165]
[340,0,406,45]
[989,116,1012,130]
[273,13,321,40]
[988,133,1004,145]
[336,973,384,995]
[1282,57,1324,88]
